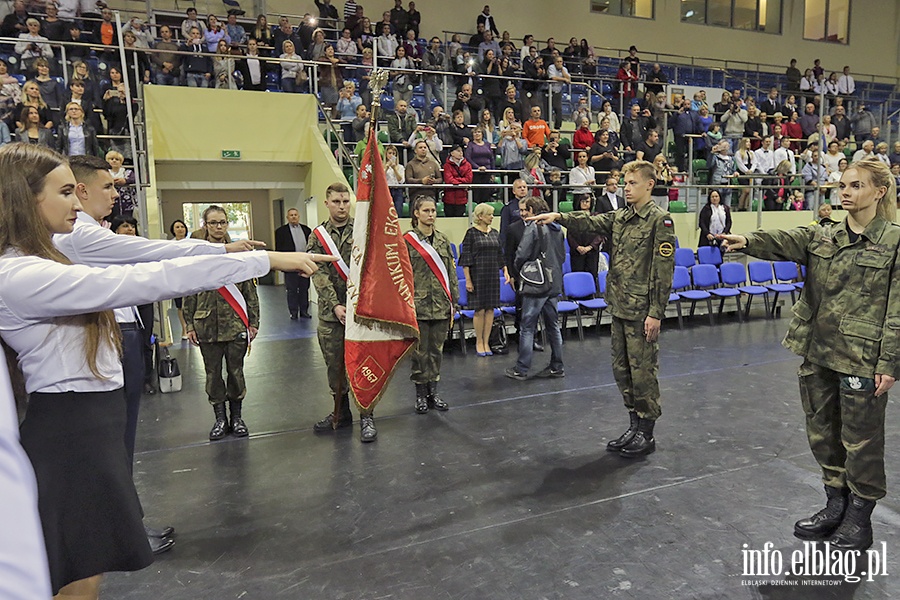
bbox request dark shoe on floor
[505,367,528,381]
[360,414,377,442]
[828,493,876,551]
[209,403,231,440]
[619,418,656,458]
[145,524,175,539]
[229,401,249,437]
[427,381,449,411]
[290,313,299,320]
[313,412,353,432]
[794,485,848,541]
[535,366,565,378]
[149,535,175,555]
[414,383,429,414]
[299,312,312,319]
[533,341,544,352]
[606,411,640,452]
[144,382,156,395]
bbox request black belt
[117,322,139,331]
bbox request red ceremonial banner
[344,129,419,411]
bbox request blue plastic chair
[499,278,517,319]
[561,272,605,339]
[450,243,458,260]
[679,264,716,325]
[667,266,690,329]
[721,262,770,319]
[562,253,572,275]
[773,261,804,292]
[674,247,696,269]
[697,245,723,266]
[710,263,743,322]
[749,261,797,317]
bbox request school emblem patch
[659,242,674,257]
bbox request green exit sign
[221,149,241,160]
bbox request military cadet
[719,158,898,552]
[307,182,378,442]
[184,205,261,441]
[403,195,459,413]
[531,160,676,457]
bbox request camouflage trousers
[610,316,661,420]
[798,359,888,501]
[410,319,450,384]
[199,338,248,405]
[317,320,349,396]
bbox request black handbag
[157,345,182,393]
[518,224,551,296]
[489,316,508,354]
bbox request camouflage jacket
[560,202,676,321]
[743,216,900,379]
[307,218,354,322]
[405,227,459,320]
[183,278,260,342]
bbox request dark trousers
[570,249,599,275]
[198,338,249,405]
[610,316,661,420]
[137,303,154,386]
[284,271,310,317]
[550,90,563,129]
[674,135,688,171]
[119,325,144,470]
[798,360,888,500]
[444,203,466,217]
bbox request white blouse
[54,212,227,322]
[0,251,270,394]
[568,166,596,195]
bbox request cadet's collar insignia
[663,218,674,228]
[658,241,674,257]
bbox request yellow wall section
[143,85,352,240]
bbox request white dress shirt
[837,74,855,95]
[54,212,227,322]
[568,166,595,195]
[605,192,622,210]
[0,360,51,600]
[289,223,307,252]
[753,148,775,174]
[772,147,796,174]
[0,251,270,394]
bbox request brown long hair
[0,143,120,381]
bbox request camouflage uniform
[560,202,676,420]
[742,216,900,500]
[183,279,260,406]
[405,227,459,384]
[307,219,363,412]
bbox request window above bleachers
[804,0,851,44]
[681,0,782,34]
[589,0,654,20]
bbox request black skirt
[19,389,153,594]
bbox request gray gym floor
[103,285,899,599]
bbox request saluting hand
[225,239,267,252]
[716,234,747,252]
[527,212,561,225]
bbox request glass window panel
[804,0,827,40]
[827,0,850,43]
[680,0,706,24]
[760,0,782,33]
[629,0,654,18]
[708,0,732,27]
[733,0,757,30]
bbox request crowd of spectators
[0,0,894,209]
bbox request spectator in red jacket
[442,144,473,217]
[573,116,594,150]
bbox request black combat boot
[427,381,449,411]
[619,418,656,458]
[606,411,640,451]
[415,383,429,414]
[793,485,848,540]
[313,394,353,432]
[209,403,230,440]
[229,401,249,437]
[360,413,377,442]
[829,493,876,551]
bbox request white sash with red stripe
[313,225,350,282]
[217,283,249,329]
[404,231,452,302]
